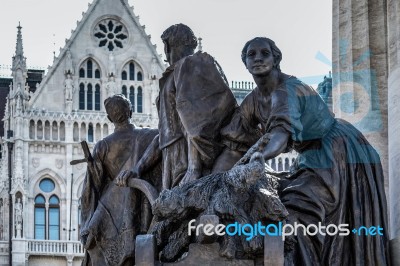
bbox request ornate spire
[12,22,26,72]
[10,22,29,114]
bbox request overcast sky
[0,0,332,85]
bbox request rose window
[94,19,128,51]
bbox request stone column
[332,0,389,196]
[387,0,400,263]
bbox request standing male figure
[117,24,237,189]
[64,73,74,101]
[80,95,159,266]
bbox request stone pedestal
[12,238,26,266]
[16,224,22,238]
[65,100,73,113]
[163,243,254,266]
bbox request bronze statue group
[80,24,389,266]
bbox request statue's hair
[104,94,131,123]
[161,23,197,50]
[241,37,282,71]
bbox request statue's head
[161,24,197,65]
[104,94,132,124]
[241,37,282,72]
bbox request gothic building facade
[0,0,165,265]
[1,0,398,265]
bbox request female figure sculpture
[219,37,389,265]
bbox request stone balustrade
[27,240,84,257]
[267,151,297,172]
[230,81,255,90]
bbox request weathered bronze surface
[219,37,389,265]
[81,32,390,265]
[80,95,161,265]
[116,24,237,190]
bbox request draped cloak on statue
[157,51,237,188]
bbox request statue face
[245,39,275,76]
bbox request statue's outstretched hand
[115,167,139,187]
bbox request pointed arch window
[87,84,93,110]
[129,63,135,80]
[73,122,79,142]
[121,61,145,114]
[284,158,290,171]
[79,59,102,111]
[34,194,60,240]
[103,124,109,137]
[35,178,60,240]
[52,121,58,141]
[79,83,85,110]
[44,121,50,140]
[95,84,101,110]
[88,124,94,143]
[137,87,143,113]
[60,121,65,141]
[29,120,35,139]
[271,158,276,171]
[48,195,60,240]
[37,121,43,140]
[278,158,283,171]
[137,72,143,81]
[122,71,127,80]
[34,195,46,239]
[95,124,101,141]
[87,60,93,78]
[129,86,135,112]
[95,69,101,79]
[79,68,85,78]
[81,123,87,141]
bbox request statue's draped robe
[80,126,158,266]
[157,51,237,188]
[222,76,389,265]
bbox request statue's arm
[261,127,289,161]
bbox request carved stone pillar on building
[333,0,398,262]
[387,0,400,263]
[332,0,389,192]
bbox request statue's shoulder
[177,51,215,68]
[132,127,158,140]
